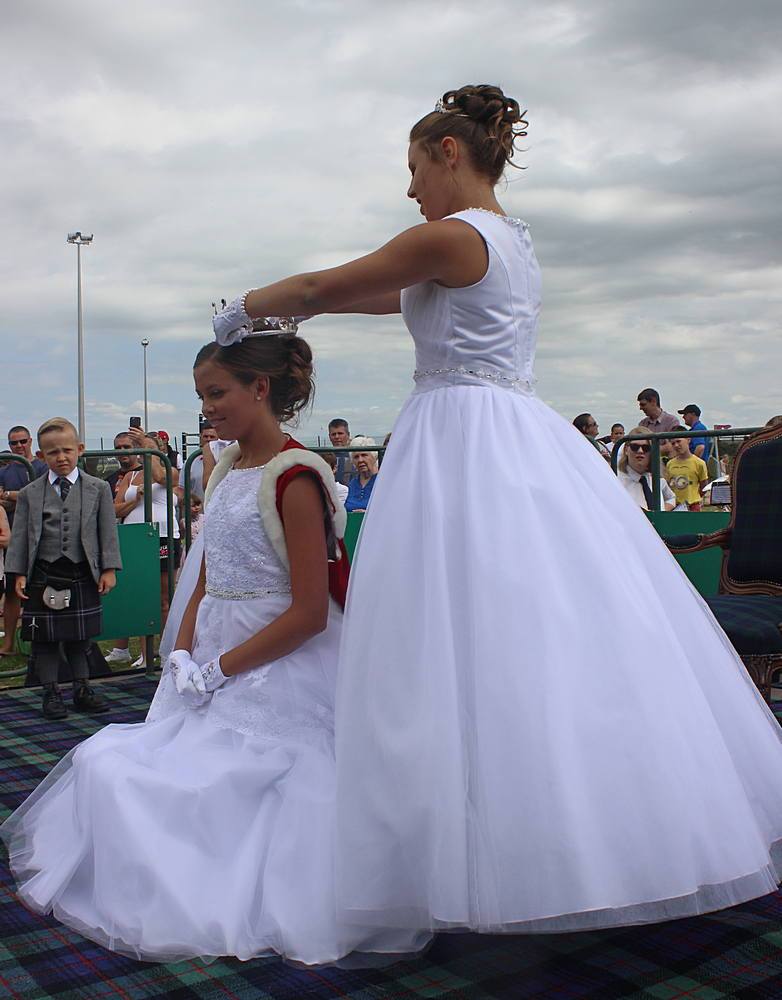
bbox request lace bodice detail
[401,208,542,394]
[204,466,291,598]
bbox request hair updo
[194,335,314,425]
[410,84,527,186]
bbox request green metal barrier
[645,510,730,596]
[100,523,162,638]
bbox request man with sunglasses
[0,426,47,656]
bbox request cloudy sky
[2,0,780,449]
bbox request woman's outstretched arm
[243,220,487,320]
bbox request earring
[255,395,262,400]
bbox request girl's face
[407,139,453,221]
[194,359,267,441]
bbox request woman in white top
[617,426,676,511]
[214,84,782,945]
[116,431,180,627]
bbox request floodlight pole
[141,339,150,428]
[67,232,93,442]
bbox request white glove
[213,293,253,346]
[168,648,209,706]
[197,655,230,693]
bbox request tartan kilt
[21,559,103,643]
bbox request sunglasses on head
[628,443,651,454]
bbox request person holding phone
[115,426,180,662]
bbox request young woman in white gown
[213,84,782,937]
[0,333,426,964]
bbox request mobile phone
[129,416,142,429]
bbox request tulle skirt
[0,592,427,965]
[335,383,782,933]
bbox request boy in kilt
[6,418,122,719]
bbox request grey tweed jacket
[6,472,123,584]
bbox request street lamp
[66,231,94,442]
[141,338,150,429]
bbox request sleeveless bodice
[203,466,291,599]
[400,208,541,394]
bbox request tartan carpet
[1,679,782,999]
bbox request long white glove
[196,655,230,693]
[169,648,209,706]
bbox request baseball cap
[156,430,170,441]
[677,404,701,417]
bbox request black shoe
[72,681,109,715]
[42,684,68,720]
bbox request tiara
[250,316,300,335]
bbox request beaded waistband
[413,365,536,394]
[205,584,291,601]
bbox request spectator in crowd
[605,423,625,454]
[0,505,10,627]
[573,414,611,461]
[617,427,676,511]
[345,436,379,513]
[5,417,120,719]
[677,404,711,461]
[188,495,205,542]
[104,431,148,665]
[114,428,180,667]
[105,432,142,498]
[328,418,353,485]
[156,430,182,471]
[321,451,350,506]
[637,389,680,433]
[0,425,47,656]
[666,429,710,511]
[187,422,219,502]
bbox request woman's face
[407,140,453,222]
[626,441,651,474]
[352,451,377,477]
[194,359,265,441]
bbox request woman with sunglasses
[618,427,676,511]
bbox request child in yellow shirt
[666,433,710,510]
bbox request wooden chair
[665,422,782,702]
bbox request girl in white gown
[0,334,425,965]
[214,85,782,938]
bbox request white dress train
[334,208,782,933]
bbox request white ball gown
[0,464,426,965]
[335,208,782,934]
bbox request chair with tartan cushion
[665,421,782,701]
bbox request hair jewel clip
[434,97,470,118]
